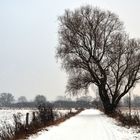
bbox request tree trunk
[98,86,117,114]
[103,103,117,114]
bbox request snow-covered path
[29,109,139,140]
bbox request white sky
[0,0,140,100]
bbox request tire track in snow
[99,114,118,140]
[92,113,118,140]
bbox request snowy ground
[28,109,140,140]
[54,108,77,119]
[0,109,35,135]
[120,107,140,116]
[0,108,73,135]
[0,109,34,127]
[0,108,73,127]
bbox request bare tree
[18,96,27,103]
[0,93,15,106]
[34,95,47,105]
[132,95,140,107]
[56,5,140,114]
[123,96,129,107]
[77,96,93,102]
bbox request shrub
[37,103,54,125]
[111,110,140,128]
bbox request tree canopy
[0,93,14,106]
[56,5,140,113]
[34,95,47,105]
[18,96,27,103]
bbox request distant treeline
[9,100,94,109]
[121,95,140,107]
[0,92,140,109]
[0,93,98,109]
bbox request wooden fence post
[32,112,36,122]
[26,113,29,127]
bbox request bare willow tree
[56,5,140,114]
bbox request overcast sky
[0,0,140,101]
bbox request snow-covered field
[0,109,34,127]
[0,108,35,136]
[53,108,77,119]
[0,108,74,135]
[0,108,74,126]
[120,107,140,115]
[28,109,140,140]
